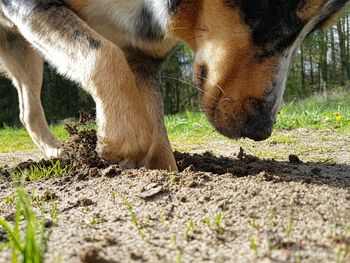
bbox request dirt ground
[0,128,350,263]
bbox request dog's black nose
[242,118,273,141]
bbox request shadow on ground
[175,151,350,189]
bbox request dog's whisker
[196,76,228,96]
[171,26,208,32]
[171,26,248,34]
[184,35,205,43]
[218,98,231,103]
[162,76,219,101]
[196,76,232,103]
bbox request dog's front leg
[0,28,61,157]
[1,2,153,167]
[125,49,178,171]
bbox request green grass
[0,92,349,153]
[275,93,350,130]
[121,195,145,239]
[0,188,45,263]
[21,160,74,182]
[0,125,67,153]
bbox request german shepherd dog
[0,0,348,171]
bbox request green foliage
[0,188,45,263]
[214,214,225,234]
[184,218,196,238]
[165,111,217,146]
[275,92,350,130]
[250,238,259,257]
[204,217,211,228]
[162,45,199,114]
[121,195,145,239]
[20,160,74,182]
[286,218,294,238]
[0,64,94,128]
[0,78,19,127]
[0,125,67,152]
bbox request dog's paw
[45,147,61,159]
[142,142,178,171]
[97,131,153,167]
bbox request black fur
[168,0,182,14]
[134,0,183,41]
[72,30,101,50]
[125,47,166,79]
[225,0,306,59]
[1,0,101,50]
[3,31,27,52]
[135,5,164,41]
[225,0,349,59]
[1,0,65,14]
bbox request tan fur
[168,0,203,49]
[135,77,177,170]
[65,0,89,13]
[92,43,154,167]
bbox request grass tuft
[0,188,45,263]
[121,195,145,239]
[19,160,74,182]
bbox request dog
[0,0,348,170]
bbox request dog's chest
[66,0,169,49]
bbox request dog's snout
[242,118,273,141]
[242,98,274,141]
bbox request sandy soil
[0,128,350,263]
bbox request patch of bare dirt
[0,150,43,167]
[1,126,350,263]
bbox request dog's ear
[318,10,344,29]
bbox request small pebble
[78,197,94,207]
[289,154,302,164]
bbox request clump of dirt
[78,111,96,124]
[175,148,263,176]
[59,124,107,169]
[289,154,302,164]
[0,114,104,181]
[58,111,105,169]
[0,167,11,180]
[79,246,113,263]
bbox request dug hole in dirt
[0,117,350,263]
